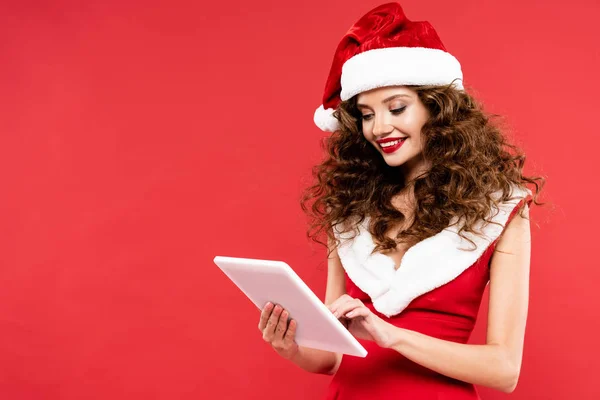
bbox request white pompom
[313,105,339,132]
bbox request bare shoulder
[494,203,531,255]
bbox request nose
[372,114,393,137]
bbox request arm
[386,204,531,392]
[290,237,346,375]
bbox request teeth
[380,139,403,148]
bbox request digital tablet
[213,256,368,357]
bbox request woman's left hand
[328,294,395,348]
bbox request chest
[380,227,412,271]
[378,199,415,271]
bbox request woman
[258,3,543,399]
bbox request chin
[381,154,407,167]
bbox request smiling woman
[356,88,428,172]
[257,2,545,399]
[314,82,545,254]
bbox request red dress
[326,189,532,399]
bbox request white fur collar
[334,187,530,317]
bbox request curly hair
[301,85,545,254]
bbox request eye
[361,114,374,121]
[390,106,406,115]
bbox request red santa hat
[314,2,464,132]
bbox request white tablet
[213,256,367,358]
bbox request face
[356,86,430,177]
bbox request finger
[283,319,297,345]
[328,295,353,317]
[333,299,365,319]
[263,304,283,342]
[330,298,361,318]
[327,294,351,310]
[345,307,370,318]
[258,302,274,331]
[274,310,289,340]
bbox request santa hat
[314,2,463,132]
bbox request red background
[1,0,599,398]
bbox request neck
[400,154,430,184]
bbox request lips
[376,137,407,154]
[376,137,407,144]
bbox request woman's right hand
[258,302,299,360]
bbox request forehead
[356,86,415,104]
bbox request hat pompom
[313,105,339,132]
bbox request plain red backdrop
[1,0,599,398]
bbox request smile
[377,138,406,154]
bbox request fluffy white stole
[333,187,530,317]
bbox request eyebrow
[356,94,412,109]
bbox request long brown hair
[301,85,545,253]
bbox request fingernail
[346,311,354,317]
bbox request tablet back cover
[214,256,367,357]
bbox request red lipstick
[376,137,407,154]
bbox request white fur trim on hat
[313,105,339,132]
[340,47,464,101]
[334,186,530,317]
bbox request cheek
[407,128,424,144]
[406,125,426,145]
[406,116,424,132]
[403,106,429,133]
[361,124,374,140]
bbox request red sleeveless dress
[326,190,532,400]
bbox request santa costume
[312,3,532,399]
